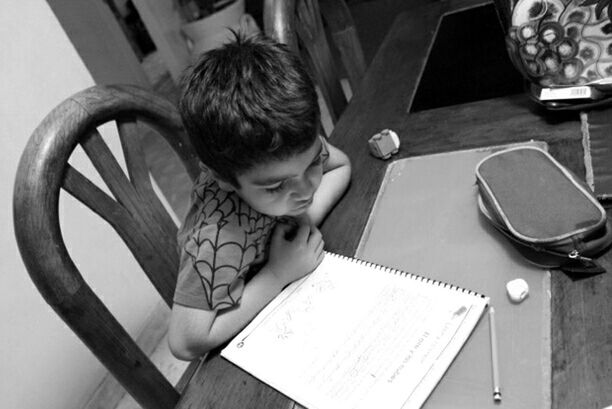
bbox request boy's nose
[293,176,315,200]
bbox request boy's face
[220,138,325,217]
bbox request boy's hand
[266,220,324,287]
[293,213,313,227]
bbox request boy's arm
[168,267,284,359]
[307,141,351,225]
[168,222,324,360]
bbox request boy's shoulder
[175,170,279,311]
[179,169,277,247]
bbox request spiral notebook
[221,252,489,409]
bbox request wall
[0,2,160,409]
[47,0,149,87]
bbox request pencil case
[475,146,612,274]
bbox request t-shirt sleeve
[173,221,258,311]
[320,135,331,168]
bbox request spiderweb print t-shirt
[173,168,278,311]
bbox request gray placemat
[357,142,550,409]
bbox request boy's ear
[216,178,236,192]
[203,165,237,192]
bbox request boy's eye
[265,182,286,194]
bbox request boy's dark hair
[179,33,320,187]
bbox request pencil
[489,306,502,403]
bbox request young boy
[168,34,351,360]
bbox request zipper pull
[568,250,592,261]
[563,250,605,275]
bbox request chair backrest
[263,0,366,129]
[13,85,200,409]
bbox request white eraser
[368,129,400,160]
[506,278,529,303]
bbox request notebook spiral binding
[329,252,486,299]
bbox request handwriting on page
[273,279,335,340]
[236,258,475,409]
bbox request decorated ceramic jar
[505,0,612,86]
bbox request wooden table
[323,2,612,409]
[177,1,612,408]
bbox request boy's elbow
[168,309,216,360]
[345,158,352,180]
[339,157,352,191]
[168,333,204,361]
[339,152,352,183]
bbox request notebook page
[222,252,488,409]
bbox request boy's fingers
[272,223,290,241]
[308,227,322,245]
[315,249,325,266]
[315,239,324,255]
[294,213,312,227]
[295,223,311,242]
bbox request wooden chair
[13,85,291,409]
[12,85,198,409]
[263,0,366,128]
